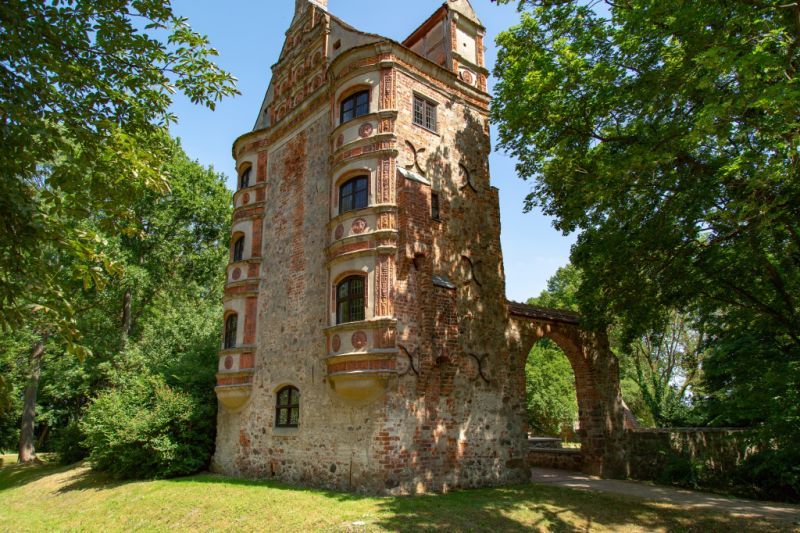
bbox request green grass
[0,454,792,532]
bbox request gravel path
[531,467,800,526]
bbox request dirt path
[531,467,800,526]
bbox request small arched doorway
[507,301,626,477]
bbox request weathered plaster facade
[213,0,625,494]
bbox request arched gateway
[507,302,626,477]
[212,0,626,493]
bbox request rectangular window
[413,95,437,132]
[431,192,440,220]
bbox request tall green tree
[0,0,238,348]
[4,139,231,463]
[492,0,799,438]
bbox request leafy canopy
[492,0,800,447]
[492,0,800,344]
[0,0,238,350]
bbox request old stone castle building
[212,0,626,493]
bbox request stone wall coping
[527,448,583,456]
[507,300,580,325]
[627,428,749,434]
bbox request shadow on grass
[366,484,790,533]
[172,475,792,532]
[0,459,74,492]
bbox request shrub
[81,374,215,479]
[52,421,89,465]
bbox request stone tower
[212,0,626,493]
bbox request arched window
[224,314,237,349]
[239,167,251,189]
[336,276,365,324]
[232,236,245,262]
[339,176,368,214]
[340,90,369,124]
[275,386,300,428]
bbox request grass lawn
[0,454,793,532]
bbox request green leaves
[492,0,800,446]
[0,0,238,352]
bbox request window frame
[338,175,369,214]
[340,90,370,124]
[336,275,366,324]
[239,167,251,190]
[224,314,237,349]
[232,235,245,262]
[275,386,300,428]
[413,94,438,132]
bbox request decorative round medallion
[459,69,474,85]
[351,331,367,349]
[336,134,344,148]
[232,267,242,280]
[224,355,234,370]
[332,334,341,352]
[351,218,367,234]
[242,192,250,204]
[358,123,374,138]
[334,224,344,240]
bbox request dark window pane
[290,408,299,426]
[355,189,368,209]
[340,91,369,124]
[233,237,245,262]
[339,176,368,214]
[278,409,288,426]
[224,315,237,349]
[336,276,365,324]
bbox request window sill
[412,122,440,136]
[273,426,300,436]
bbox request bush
[52,421,89,465]
[733,447,800,503]
[81,374,215,479]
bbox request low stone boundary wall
[527,448,583,471]
[624,428,751,483]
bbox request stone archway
[507,302,626,477]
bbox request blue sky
[168,0,575,302]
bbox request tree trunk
[121,289,132,347]
[18,335,46,463]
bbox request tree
[2,138,231,463]
[492,0,799,437]
[524,340,578,436]
[0,0,238,349]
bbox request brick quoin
[211,0,626,494]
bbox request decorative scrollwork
[398,344,420,376]
[405,141,426,176]
[461,255,483,287]
[459,163,478,193]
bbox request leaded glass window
[336,276,365,324]
[275,386,300,428]
[413,95,437,132]
[340,90,369,124]
[339,176,368,214]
